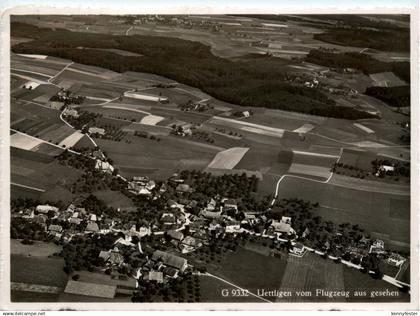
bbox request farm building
[369,239,385,254]
[224,199,238,211]
[62,108,79,118]
[95,160,114,174]
[85,222,99,233]
[387,253,406,267]
[89,127,106,136]
[271,216,295,235]
[99,251,125,266]
[206,198,217,211]
[176,183,192,193]
[161,213,176,225]
[48,224,63,234]
[180,236,202,253]
[49,101,64,110]
[132,176,149,184]
[151,250,188,272]
[124,91,168,103]
[64,280,117,299]
[166,230,184,241]
[36,205,59,214]
[290,243,305,256]
[143,271,164,283]
[200,210,223,220]
[127,181,151,195]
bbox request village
[11,152,409,301]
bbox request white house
[36,205,59,214]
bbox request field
[287,150,338,180]
[11,239,62,257]
[369,72,407,87]
[11,255,66,286]
[278,253,345,302]
[96,136,218,180]
[211,246,288,301]
[207,147,249,169]
[276,177,410,247]
[11,147,82,199]
[58,131,85,148]
[90,190,135,209]
[11,238,68,303]
[276,252,409,302]
[10,132,44,150]
[11,99,76,145]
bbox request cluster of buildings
[141,250,188,282]
[127,176,156,196]
[345,236,406,268]
[170,123,193,137]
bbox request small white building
[290,243,305,256]
[95,160,114,173]
[387,253,406,267]
[36,205,59,214]
[89,127,106,136]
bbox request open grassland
[96,136,218,180]
[85,105,148,122]
[90,190,135,209]
[277,177,410,247]
[11,254,68,288]
[235,148,293,176]
[11,147,82,193]
[11,239,62,257]
[11,253,68,302]
[121,123,170,136]
[11,185,42,200]
[11,290,60,302]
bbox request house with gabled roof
[85,222,99,233]
[143,271,163,283]
[36,205,59,214]
[176,184,192,193]
[151,250,188,272]
[166,230,184,241]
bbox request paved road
[11,182,45,192]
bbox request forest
[365,86,410,108]
[306,49,410,83]
[12,22,375,120]
[313,28,410,53]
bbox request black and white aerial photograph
[4,10,417,309]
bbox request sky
[1,0,418,12]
